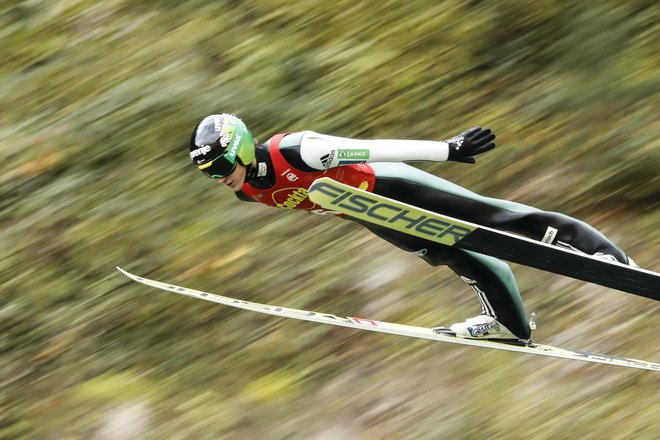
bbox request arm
[299,127,495,170]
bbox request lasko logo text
[338,149,370,159]
[310,182,474,245]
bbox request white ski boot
[593,252,640,268]
[432,315,518,340]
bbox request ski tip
[116,267,143,282]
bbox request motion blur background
[2,1,659,439]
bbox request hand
[445,126,495,164]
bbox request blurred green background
[2,1,659,439]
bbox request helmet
[189,114,255,178]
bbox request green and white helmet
[189,114,255,178]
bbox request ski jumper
[238,132,628,339]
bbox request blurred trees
[2,1,658,439]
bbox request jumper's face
[217,162,247,192]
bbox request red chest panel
[241,133,375,215]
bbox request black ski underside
[458,229,658,300]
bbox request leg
[371,163,630,263]
[357,221,531,339]
[442,249,531,339]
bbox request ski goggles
[197,154,237,179]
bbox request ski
[117,267,659,371]
[308,177,660,301]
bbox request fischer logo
[309,181,475,246]
[190,145,212,160]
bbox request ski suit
[236,131,628,339]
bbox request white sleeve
[299,131,450,170]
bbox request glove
[445,126,495,164]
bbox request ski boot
[432,315,519,340]
[593,252,639,268]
